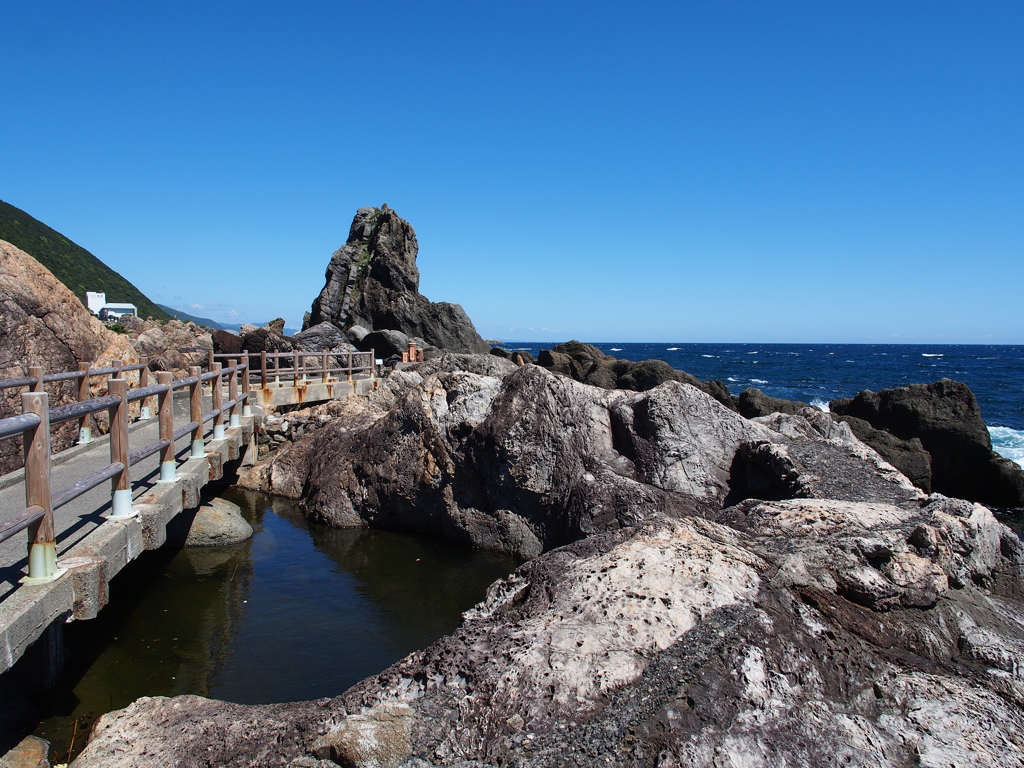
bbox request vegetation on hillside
[0,200,171,321]
[156,303,224,329]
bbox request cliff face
[0,239,137,473]
[306,206,490,355]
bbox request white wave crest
[727,377,739,382]
[922,353,943,358]
[811,398,830,412]
[750,379,768,385]
[702,354,716,358]
[609,348,622,351]
[666,347,680,351]
[990,426,1024,469]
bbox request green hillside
[156,304,225,329]
[0,200,171,321]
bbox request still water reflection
[25,489,517,761]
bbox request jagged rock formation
[536,340,735,408]
[306,206,489,355]
[240,360,923,560]
[74,497,1024,767]
[831,379,1024,508]
[0,239,137,474]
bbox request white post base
[109,489,136,519]
[213,425,226,440]
[229,413,240,428]
[22,542,68,584]
[191,438,205,458]
[78,427,93,444]
[242,405,252,417]
[140,406,152,420]
[158,460,177,483]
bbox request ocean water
[503,343,1024,469]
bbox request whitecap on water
[727,377,739,382]
[609,348,622,352]
[667,347,680,351]
[702,355,716,358]
[750,379,768,385]
[922,353,943,358]
[990,426,1024,469]
[811,398,830,412]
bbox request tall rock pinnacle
[306,206,489,355]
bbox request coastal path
[0,350,378,681]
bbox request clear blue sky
[3,1,1022,343]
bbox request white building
[85,291,138,319]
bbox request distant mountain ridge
[0,200,171,321]
[156,304,226,329]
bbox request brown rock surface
[0,239,139,474]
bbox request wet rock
[737,386,811,418]
[0,734,50,768]
[831,379,1024,507]
[184,498,253,548]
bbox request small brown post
[107,378,133,518]
[189,365,204,457]
[241,352,252,416]
[322,351,329,384]
[28,365,43,394]
[212,362,225,440]
[208,349,215,371]
[22,391,61,582]
[157,372,176,482]
[228,358,239,427]
[347,350,353,382]
[77,362,93,443]
[260,350,267,388]
[293,350,300,386]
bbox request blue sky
[3,1,1022,343]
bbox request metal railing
[0,357,251,586]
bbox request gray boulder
[184,498,253,548]
[291,322,354,354]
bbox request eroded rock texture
[0,239,138,473]
[306,207,489,355]
[70,357,1024,768]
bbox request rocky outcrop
[291,322,355,355]
[0,239,139,474]
[244,363,925,560]
[305,206,489,355]
[75,496,1024,767]
[737,386,810,418]
[132,319,212,376]
[536,340,735,408]
[183,497,254,548]
[832,379,1024,508]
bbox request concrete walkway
[0,393,255,675]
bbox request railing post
[157,372,176,483]
[322,351,329,384]
[208,349,215,371]
[29,365,43,393]
[189,365,204,458]
[242,352,252,417]
[212,362,225,440]
[273,353,280,387]
[21,391,64,583]
[77,362,93,444]
[260,351,268,390]
[228,358,240,428]
[139,356,152,420]
[371,348,375,378]
[347,350,353,382]
[107,378,134,519]
[293,350,300,385]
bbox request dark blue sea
[503,343,1024,469]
